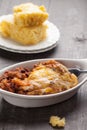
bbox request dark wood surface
[0,0,87,129]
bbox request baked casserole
[0,60,78,95]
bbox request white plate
[0,58,87,108]
[0,15,60,53]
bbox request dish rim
[0,58,87,99]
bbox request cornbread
[0,15,47,45]
[0,3,48,45]
[0,60,78,95]
[14,3,48,27]
[49,116,65,128]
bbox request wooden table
[0,0,87,129]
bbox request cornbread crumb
[49,116,65,128]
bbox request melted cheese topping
[20,62,78,95]
[29,65,59,88]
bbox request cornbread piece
[49,116,65,128]
[0,60,78,95]
[13,3,48,27]
[0,15,47,45]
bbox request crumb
[49,116,65,128]
[74,33,87,42]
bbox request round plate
[0,15,60,54]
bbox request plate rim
[0,41,58,54]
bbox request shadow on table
[0,93,81,126]
[0,46,58,62]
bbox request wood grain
[0,0,87,130]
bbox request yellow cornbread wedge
[0,15,47,45]
[13,3,49,27]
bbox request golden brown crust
[13,3,48,27]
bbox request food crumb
[49,116,65,128]
[74,33,87,42]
